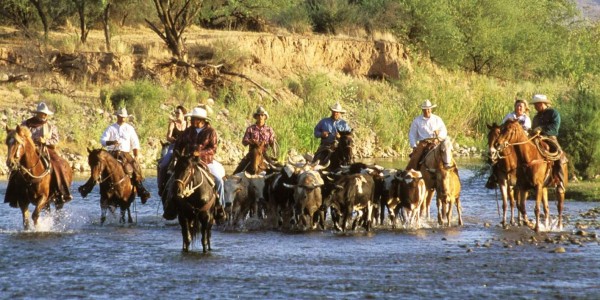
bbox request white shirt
[502,112,531,131]
[408,114,448,148]
[100,123,141,152]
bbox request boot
[162,198,177,220]
[136,182,151,204]
[214,203,226,225]
[485,173,497,189]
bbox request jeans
[207,160,226,205]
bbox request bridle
[7,134,51,180]
[174,162,206,198]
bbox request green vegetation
[1,0,600,179]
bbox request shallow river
[1,161,599,299]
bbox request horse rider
[4,102,73,207]
[530,94,567,193]
[486,98,532,188]
[157,105,188,195]
[313,102,352,164]
[100,107,151,203]
[405,99,449,170]
[163,105,226,220]
[233,106,277,174]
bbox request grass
[565,179,600,202]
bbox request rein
[11,142,52,181]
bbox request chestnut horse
[165,155,216,252]
[5,125,53,229]
[494,119,567,232]
[234,142,269,175]
[78,149,136,224]
[487,123,522,227]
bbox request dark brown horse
[495,119,567,232]
[313,130,353,171]
[166,154,216,252]
[5,125,53,229]
[78,149,136,224]
[487,123,522,227]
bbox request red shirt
[174,125,218,163]
[242,124,276,148]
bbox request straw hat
[330,102,346,113]
[35,102,54,115]
[253,106,269,119]
[420,99,437,109]
[114,107,130,118]
[531,94,551,104]
[186,106,211,121]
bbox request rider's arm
[100,125,115,147]
[436,116,448,140]
[45,124,59,146]
[166,122,176,143]
[242,126,255,146]
[314,119,327,138]
[408,118,419,148]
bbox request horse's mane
[88,148,122,171]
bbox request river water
[1,161,599,299]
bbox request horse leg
[119,208,126,224]
[499,182,509,227]
[508,184,516,226]
[456,197,463,226]
[201,219,208,253]
[534,185,543,233]
[32,197,48,229]
[437,196,444,226]
[517,189,529,227]
[542,188,550,229]
[445,200,452,227]
[179,216,191,252]
[127,207,133,223]
[21,205,31,230]
[556,187,565,231]
[423,190,434,220]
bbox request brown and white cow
[397,169,427,227]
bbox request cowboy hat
[420,99,437,109]
[114,107,130,118]
[530,94,551,104]
[35,102,54,115]
[253,106,269,119]
[330,102,346,113]
[186,106,211,121]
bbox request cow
[283,162,327,230]
[224,172,269,227]
[436,166,463,227]
[397,169,427,227]
[324,173,376,232]
[265,163,300,229]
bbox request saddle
[110,151,135,176]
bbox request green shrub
[558,76,600,179]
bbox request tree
[71,0,105,44]
[28,0,49,39]
[145,0,203,62]
[0,0,37,37]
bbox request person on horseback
[233,106,277,174]
[100,107,151,203]
[530,94,567,193]
[486,98,532,188]
[313,102,352,164]
[502,98,531,131]
[162,105,226,220]
[406,99,449,170]
[5,102,73,207]
[157,105,188,195]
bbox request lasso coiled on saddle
[533,136,563,161]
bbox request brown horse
[166,154,216,252]
[487,123,522,227]
[5,125,53,229]
[78,149,136,224]
[233,142,269,175]
[495,119,567,232]
[407,138,456,222]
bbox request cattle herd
[222,156,462,232]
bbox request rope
[533,137,563,161]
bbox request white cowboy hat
[35,102,54,115]
[186,106,211,121]
[530,94,551,104]
[330,102,346,113]
[253,106,269,119]
[420,99,437,109]
[114,107,130,118]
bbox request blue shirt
[314,117,351,146]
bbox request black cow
[324,173,375,232]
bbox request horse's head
[486,123,502,163]
[86,148,110,182]
[495,119,523,152]
[248,142,268,174]
[171,154,213,200]
[5,125,33,170]
[439,138,454,168]
[335,131,353,167]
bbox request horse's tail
[190,214,201,245]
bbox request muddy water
[1,162,599,299]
